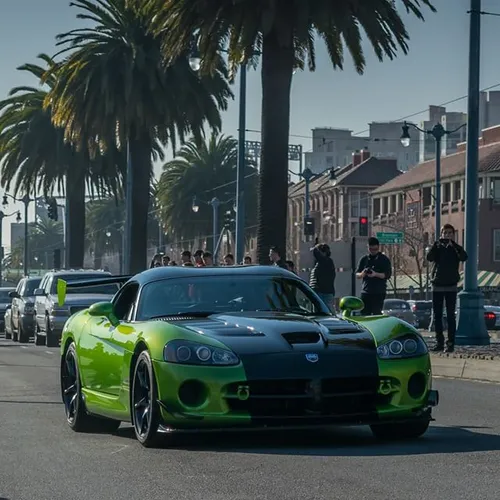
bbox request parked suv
[0,287,15,332]
[34,270,118,347]
[9,277,41,343]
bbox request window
[443,183,451,203]
[135,276,328,320]
[422,187,432,207]
[493,179,500,201]
[350,192,360,217]
[494,230,500,262]
[373,198,381,217]
[23,278,41,297]
[360,192,369,216]
[383,299,409,310]
[453,181,461,200]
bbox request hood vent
[153,316,200,322]
[282,331,321,345]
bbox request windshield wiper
[149,311,217,320]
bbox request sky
[1,0,500,251]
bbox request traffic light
[47,197,58,221]
[53,249,61,269]
[304,216,315,236]
[359,216,369,237]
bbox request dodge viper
[58,266,439,447]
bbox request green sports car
[59,265,439,447]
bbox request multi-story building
[371,124,500,281]
[288,149,401,263]
[304,122,419,174]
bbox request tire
[46,319,59,348]
[5,329,11,340]
[61,343,121,433]
[131,350,161,447]
[370,418,430,441]
[35,323,45,346]
[18,321,30,344]
[12,324,18,342]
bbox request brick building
[287,149,401,267]
[371,125,500,293]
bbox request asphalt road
[1,334,499,500]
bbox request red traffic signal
[359,217,368,224]
[359,216,369,237]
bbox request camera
[364,268,373,275]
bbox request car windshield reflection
[136,275,328,320]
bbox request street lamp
[456,0,489,346]
[424,245,431,301]
[401,121,466,237]
[0,210,21,286]
[3,193,31,276]
[288,167,336,242]
[192,195,234,260]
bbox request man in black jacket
[427,223,468,353]
[309,243,336,312]
[356,237,392,315]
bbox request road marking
[110,444,129,455]
[45,350,54,355]
[20,346,27,349]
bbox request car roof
[131,265,297,286]
[49,270,111,276]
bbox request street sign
[377,232,404,244]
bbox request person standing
[309,243,336,312]
[269,246,287,268]
[356,237,392,315]
[426,223,467,353]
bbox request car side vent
[282,332,321,345]
[326,325,365,334]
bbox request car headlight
[164,340,240,366]
[377,334,428,360]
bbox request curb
[431,354,500,383]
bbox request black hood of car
[176,311,375,356]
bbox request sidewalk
[422,332,500,383]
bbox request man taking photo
[356,237,392,315]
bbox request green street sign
[377,231,404,244]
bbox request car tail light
[485,312,495,320]
[411,304,417,312]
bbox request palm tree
[47,0,232,273]
[156,132,258,250]
[153,0,436,262]
[0,54,122,268]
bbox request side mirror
[339,296,365,318]
[34,289,45,296]
[8,291,19,299]
[88,301,119,327]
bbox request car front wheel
[131,350,161,447]
[370,418,430,441]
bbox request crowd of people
[147,222,466,352]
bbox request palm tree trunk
[128,130,152,274]
[256,32,295,264]
[66,167,86,268]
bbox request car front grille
[224,377,388,422]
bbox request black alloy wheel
[131,351,161,447]
[61,343,120,433]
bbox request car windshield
[23,279,41,296]
[384,300,409,310]
[136,275,327,320]
[0,290,13,301]
[51,274,119,295]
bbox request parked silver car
[9,277,41,343]
[34,270,119,347]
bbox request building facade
[288,149,401,267]
[372,124,500,277]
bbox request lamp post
[401,121,466,238]
[3,193,31,276]
[192,195,235,261]
[189,48,250,266]
[425,246,431,301]
[288,166,336,240]
[456,0,489,345]
[0,210,22,286]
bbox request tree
[153,0,436,263]
[376,203,428,298]
[0,54,122,268]
[156,132,258,250]
[47,0,232,273]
